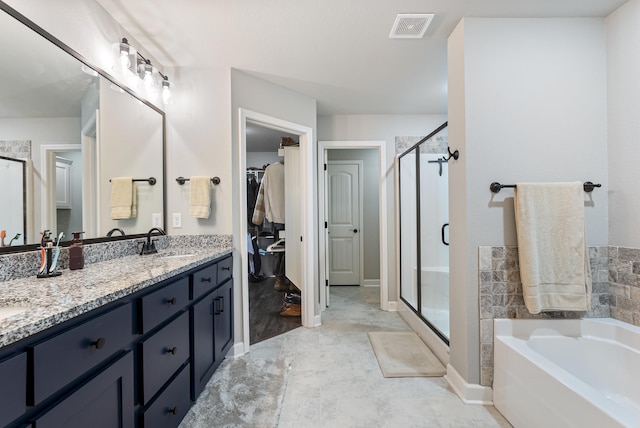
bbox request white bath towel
[189,176,211,219]
[514,182,592,314]
[111,177,134,219]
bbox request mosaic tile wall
[0,140,31,160]
[395,134,448,155]
[478,245,611,387]
[608,247,640,326]
[0,234,232,282]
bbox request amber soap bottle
[69,231,85,270]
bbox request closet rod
[175,176,221,185]
[490,181,601,194]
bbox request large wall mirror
[0,2,165,252]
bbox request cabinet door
[0,352,27,427]
[191,294,215,399]
[34,352,133,428]
[213,279,234,367]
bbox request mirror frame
[0,1,167,254]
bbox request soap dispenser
[69,231,85,270]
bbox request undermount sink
[0,306,30,320]
[156,252,196,259]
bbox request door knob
[353,229,358,233]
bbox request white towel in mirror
[111,177,134,219]
[189,176,211,219]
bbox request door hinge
[324,163,327,171]
[326,279,329,287]
[324,221,328,229]
[300,236,303,242]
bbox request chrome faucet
[140,227,165,255]
[106,228,126,237]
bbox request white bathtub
[494,318,640,428]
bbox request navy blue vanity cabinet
[191,256,233,399]
[31,302,133,406]
[139,363,191,428]
[0,352,27,427]
[192,263,217,301]
[33,352,134,428]
[139,276,189,334]
[213,277,233,366]
[139,312,190,404]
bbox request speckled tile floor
[179,286,512,428]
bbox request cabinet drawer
[141,364,190,428]
[140,312,189,404]
[140,277,189,333]
[0,352,27,427]
[192,263,217,301]
[34,352,134,428]
[32,303,132,405]
[217,256,233,284]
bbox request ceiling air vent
[389,14,434,39]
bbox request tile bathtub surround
[608,247,640,326]
[478,245,610,387]
[0,234,232,282]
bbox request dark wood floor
[249,276,301,345]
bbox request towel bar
[109,177,156,185]
[490,181,601,194]
[176,176,221,185]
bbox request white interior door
[328,162,361,285]
[284,146,302,288]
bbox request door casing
[317,141,389,311]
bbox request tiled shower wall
[478,245,619,387]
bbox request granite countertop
[0,245,232,349]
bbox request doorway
[245,122,301,344]
[238,108,316,355]
[318,141,389,311]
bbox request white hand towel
[111,177,133,219]
[514,182,592,314]
[189,176,211,219]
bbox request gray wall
[327,149,380,282]
[448,17,608,385]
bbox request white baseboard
[444,363,493,405]
[363,279,380,287]
[231,342,246,358]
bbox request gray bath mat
[368,331,446,377]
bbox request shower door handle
[441,223,449,246]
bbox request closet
[245,123,301,344]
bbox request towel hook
[445,147,459,161]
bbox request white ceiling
[96,0,628,116]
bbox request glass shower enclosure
[398,123,450,343]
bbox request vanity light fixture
[112,38,137,77]
[112,37,174,105]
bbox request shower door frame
[397,122,449,346]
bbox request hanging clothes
[252,161,285,225]
[247,176,260,223]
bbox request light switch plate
[152,213,162,228]
[172,213,182,228]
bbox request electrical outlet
[172,213,182,228]
[152,213,162,228]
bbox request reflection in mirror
[0,155,26,246]
[0,3,165,251]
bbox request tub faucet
[106,228,126,237]
[140,227,165,255]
